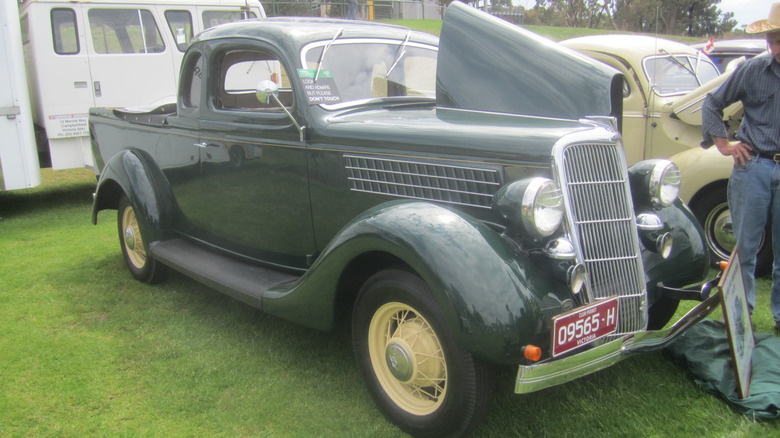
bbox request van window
[202,10,258,29]
[164,10,193,52]
[51,8,79,55]
[218,50,292,112]
[88,9,165,54]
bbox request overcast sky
[510,0,773,30]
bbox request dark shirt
[702,54,780,154]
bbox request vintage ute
[90,3,720,436]
[560,35,769,274]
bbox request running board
[150,239,300,309]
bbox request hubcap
[385,341,414,382]
[124,226,136,251]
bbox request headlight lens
[522,178,564,237]
[650,161,681,207]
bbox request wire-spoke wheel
[118,195,164,283]
[368,301,448,415]
[353,269,495,437]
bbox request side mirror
[255,80,279,104]
[255,80,305,142]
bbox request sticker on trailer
[47,113,89,138]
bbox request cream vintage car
[561,35,768,274]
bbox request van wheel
[692,187,771,276]
[352,269,495,437]
[118,195,164,283]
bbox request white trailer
[2,0,264,190]
[1,0,39,189]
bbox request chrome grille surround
[345,154,501,209]
[553,130,648,336]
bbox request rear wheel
[691,186,771,276]
[352,269,495,437]
[118,195,164,283]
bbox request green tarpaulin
[666,319,780,419]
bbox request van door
[82,5,177,108]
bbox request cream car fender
[669,146,732,204]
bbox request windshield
[300,39,437,106]
[643,54,720,96]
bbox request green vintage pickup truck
[89,3,720,436]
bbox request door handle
[194,142,208,148]
[94,81,102,97]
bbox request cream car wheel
[352,269,495,437]
[117,195,164,283]
[368,301,447,415]
[121,204,147,270]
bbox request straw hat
[747,2,780,33]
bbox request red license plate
[551,296,618,357]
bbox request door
[193,44,314,269]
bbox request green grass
[2,168,779,436]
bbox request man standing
[702,3,780,330]
[347,0,358,20]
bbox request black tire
[118,195,164,284]
[352,269,496,437]
[691,186,772,276]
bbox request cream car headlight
[494,177,564,238]
[650,161,681,207]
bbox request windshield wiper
[659,49,696,77]
[385,32,411,78]
[315,27,343,82]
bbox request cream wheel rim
[121,206,146,269]
[367,301,447,415]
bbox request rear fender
[92,148,178,243]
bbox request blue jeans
[728,156,780,322]
[347,0,357,19]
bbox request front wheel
[352,269,495,437]
[118,195,164,283]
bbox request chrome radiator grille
[345,154,501,209]
[557,143,647,335]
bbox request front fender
[669,146,732,203]
[264,201,563,364]
[92,148,178,243]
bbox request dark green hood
[436,2,623,123]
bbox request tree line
[448,0,738,37]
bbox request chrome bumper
[515,279,721,394]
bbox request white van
[2,0,264,190]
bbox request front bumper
[515,277,721,394]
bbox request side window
[202,10,258,29]
[88,9,165,54]
[164,10,193,52]
[181,54,203,108]
[217,50,292,112]
[51,8,79,55]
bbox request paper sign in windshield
[298,69,342,105]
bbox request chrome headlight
[494,177,564,238]
[650,161,681,207]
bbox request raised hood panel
[437,2,623,122]
[670,70,743,126]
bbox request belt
[754,151,780,162]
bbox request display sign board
[718,250,754,399]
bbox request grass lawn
[2,168,779,436]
